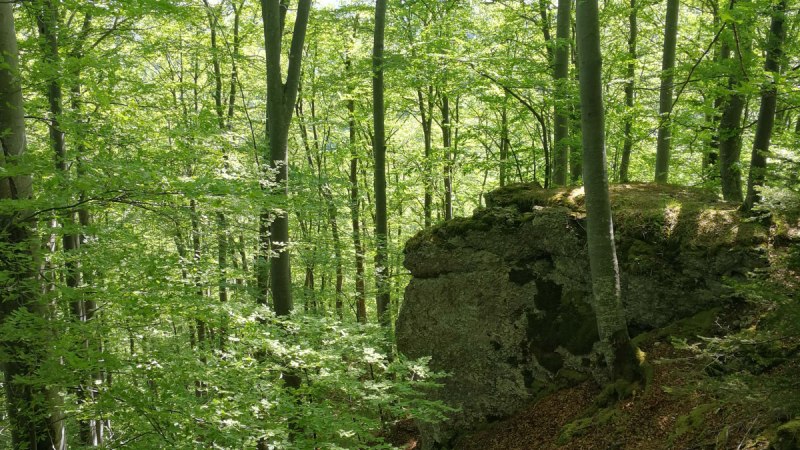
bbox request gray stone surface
[396,183,769,449]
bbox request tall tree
[1,3,65,447]
[417,86,435,225]
[619,0,637,183]
[717,8,751,202]
[441,93,454,220]
[202,0,229,306]
[373,0,390,325]
[575,0,640,381]
[552,0,571,186]
[654,0,679,183]
[260,0,312,316]
[743,0,786,211]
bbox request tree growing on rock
[575,0,641,383]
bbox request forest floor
[389,268,800,450]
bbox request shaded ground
[389,300,800,450]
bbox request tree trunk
[203,0,229,306]
[260,0,312,317]
[717,0,751,202]
[654,0,679,183]
[373,0,390,326]
[1,4,65,447]
[575,0,640,382]
[742,0,786,211]
[569,27,582,184]
[552,0,571,186]
[417,86,434,227]
[619,0,637,183]
[227,1,243,128]
[441,93,453,221]
[348,98,367,323]
[500,97,510,187]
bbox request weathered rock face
[396,183,769,449]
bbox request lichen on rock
[396,182,770,449]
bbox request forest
[1,0,800,448]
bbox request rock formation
[396,183,769,448]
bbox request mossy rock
[397,182,773,448]
[771,419,800,450]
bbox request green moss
[557,407,618,444]
[407,182,769,259]
[669,403,716,444]
[632,308,722,348]
[773,419,800,450]
[595,377,642,407]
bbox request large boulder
[396,183,769,448]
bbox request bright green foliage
[1,0,800,447]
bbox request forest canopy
[1,0,799,448]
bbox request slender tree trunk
[1,4,65,447]
[348,99,367,323]
[417,87,434,227]
[575,0,640,382]
[569,28,582,184]
[441,93,453,221]
[227,1,243,128]
[204,0,230,307]
[743,0,786,211]
[703,6,722,173]
[619,0,637,183]
[552,0,571,186]
[538,0,554,63]
[373,0,390,325]
[256,212,270,307]
[500,98,510,187]
[654,0,679,183]
[68,11,104,443]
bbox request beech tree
[373,0,390,325]
[576,0,640,381]
[743,0,786,211]
[1,4,64,447]
[260,0,312,316]
[552,0,571,186]
[654,0,679,183]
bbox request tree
[717,0,753,202]
[1,3,64,447]
[373,0,390,325]
[575,0,640,381]
[552,0,571,186]
[743,0,786,211]
[618,0,637,183]
[654,0,680,183]
[260,0,312,316]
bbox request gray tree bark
[373,0,390,325]
[654,0,679,183]
[619,0,637,183]
[552,0,571,186]
[575,0,640,382]
[260,0,312,317]
[1,3,65,448]
[441,93,453,221]
[742,0,786,211]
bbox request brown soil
[392,338,778,450]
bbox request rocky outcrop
[396,183,769,448]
